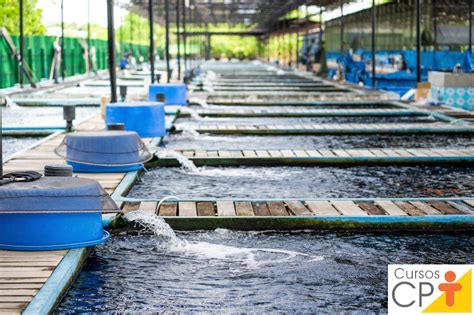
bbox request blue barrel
[106,102,166,137]
[67,161,143,173]
[0,177,112,251]
[149,83,187,105]
[57,131,151,173]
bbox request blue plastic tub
[55,131,152,173]
[0,213,109,250]
[67,161,143,173]
[148,83,187,105]
[106,102,166,137]
[0,177,113,251]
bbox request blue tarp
[328,49,473,95]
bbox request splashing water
[192,98,210,108]
[175,124,200,136]
[125,210,181,246]
[179,107,202,120]
[124,210,323,268]
[155,147,288,178]
[4,96,20,108]
[155,147,199,173]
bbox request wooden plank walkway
[0,250,67,313]
[210,86,349,92]
[177,123,474,135]
[154,148,474,166]
[205,97,395,105]
[183,108,426,118]
[0,115,135,314]
[120,199,474,231]
[123,199,474,217]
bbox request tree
[0,0,46,35]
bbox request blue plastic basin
[148,83,187,105]
[106,102,166,137]
[0,213,109,250]
[67,161,143,173]
[0,177,112,251]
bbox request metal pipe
[319,4,323,47]
[432,0,437,49]
[371,0,376,88]
[120,15,123,51]
[340,0,344,53]
[205,23,210,61]
[165,0,171,83]
[87,0,91,74]
[0,104,3,177]
[61,0,65,81]
[295,32,299,68]
[182,0,187,71]
[130,10,133,52]
[148,0,156,83]
[304,4,309,66]
[176,0,181,80]
[106,0,117,103]
[416,0,421,83]
[19,0,24,87]
[470,0,472,53]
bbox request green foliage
[0,0,45,35]
[211,35,260,59]
[194,23,261,59]
[117,12,165,46]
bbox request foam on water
[175,124,200,136]
[155,147,199,172]
[125,211,323,269]
[191,98,210,108]
[155,147,285,178]
[179,107,202,120]
[125,210,180,245]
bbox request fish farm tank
[58,231,474,313]
[1,0,474,313]
[2,137,40,158]
[163,133,474,150]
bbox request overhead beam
[180,31,265,36]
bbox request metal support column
[19,0,24,87]
[432,0,437,49]
[304,4,309,68]
[87,0,91,74]
[371,0,376,88]
[206,33,211,60]
[416,0,421,83]
[176,0,181,80]
[469,0,473,53]
[319,4,323,46]
[0,101,2,177]
[148,0,156,83]
[340,0,344,53]
[106,0,117,102]
[182,0,187,71]
[130,10,133,52]
[165,0,171,82]
[296,32,299,68]
[61,0,65,81]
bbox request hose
[0,171,42,186]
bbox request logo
[388,265,473,315]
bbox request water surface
[2,106,98,126]
[58,231,474,313]
[164,133,474,150]
[176,115,437,125]
[2,137,39,158]
[129,166,474,199]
